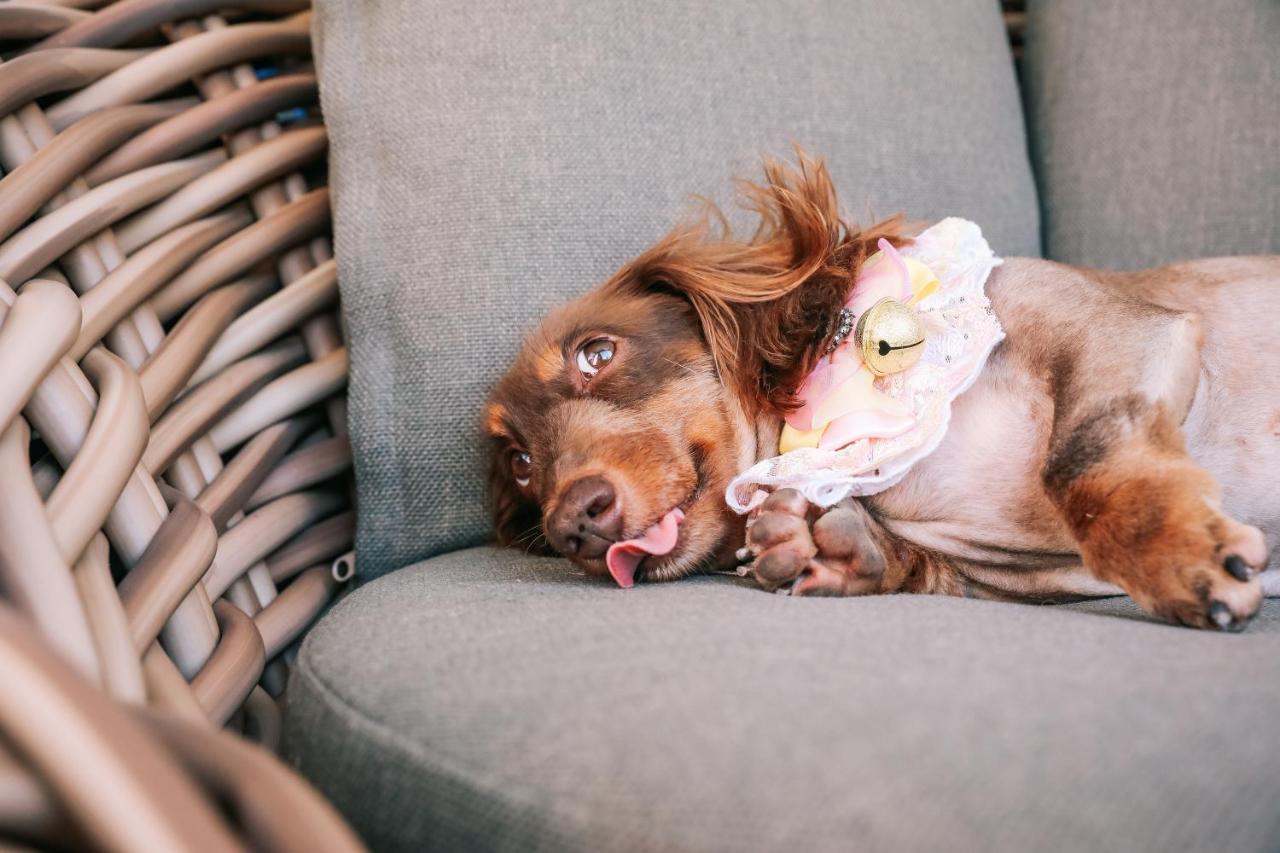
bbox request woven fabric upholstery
[287,548,1280,852]
[1023,0,1280,268]
[313,0,1041,578]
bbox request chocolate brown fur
[485,153,1278,629]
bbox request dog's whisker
[520,535,548,556]
[513,520,548,555]
[663,357,697,376]
[515,520,542,539]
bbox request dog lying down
[484,153,1278,631]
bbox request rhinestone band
[824,307,856,354]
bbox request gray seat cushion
[313,0,1041,578]
[285,549,1280,852]
[1022,0,1280,268]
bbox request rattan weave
[0,1,360,848]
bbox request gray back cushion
[314,0,1040,578]
[1023,0,1280,269]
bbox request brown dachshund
[484,153,1278,630]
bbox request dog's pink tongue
[605,508,685,589]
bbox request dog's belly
[866,348,1123,598]
[866,255,1280,596]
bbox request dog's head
[484,153,905,583]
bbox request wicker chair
[0,1,361,849]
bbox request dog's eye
[510,450,532,487]
[575,338,615,379]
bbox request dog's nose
[547,475,623,559]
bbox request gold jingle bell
[854,297,926,376]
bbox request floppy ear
[483,403,555,555]
[487,441,546,552]
[609,151,907,416]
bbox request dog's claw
[1208,601,1235,631]
[1224,554,1250,582]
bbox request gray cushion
[1023,0,1280,269]
[285,548,1280,852]
[312,0,1041,578]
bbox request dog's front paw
[742,490,884,596]
[1085,481,1269,631]
[742,489,815,592]
[1136,513,1267,632]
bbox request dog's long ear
[608,151,907,416]
[484,406,554,555]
